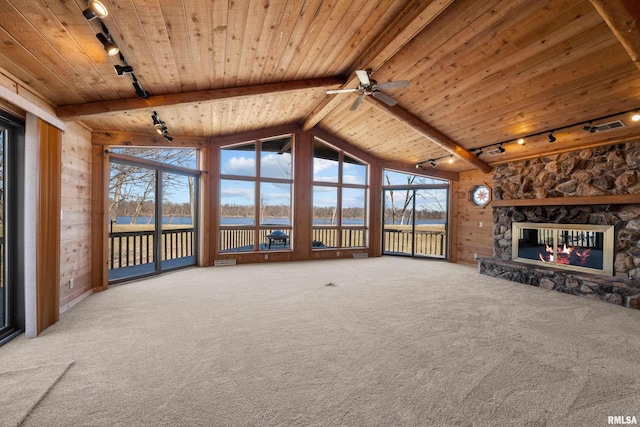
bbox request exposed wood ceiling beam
[57,77,344,121]
[365,97,493,174]
[590,0,640,71]
[92,131,209,147]
[302,0,455,131]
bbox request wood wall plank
[60,122,94,309]
[454,169,495,265]
[35,119,61,334]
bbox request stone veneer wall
[482,141,640,309]
[493,142,640,200]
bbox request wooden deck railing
[383,229,446,257]
[218,227,367,251]
[109,228,194,269]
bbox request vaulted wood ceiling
[0,0,639,173]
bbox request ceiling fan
[326,69,410,111]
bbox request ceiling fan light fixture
[96,33,119,56]
[83,0,108,20]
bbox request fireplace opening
[512,222,614,276]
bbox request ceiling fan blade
[326,88,359,94]
[372,91,397,106]
[355,69,370,86]
[376,80,410,90]
[350,94,366,111]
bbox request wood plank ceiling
[0,0,639,173]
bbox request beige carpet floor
[1,257,640,426]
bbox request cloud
[261,153,292,179]
[224,156,256,175]
[313,158,338,182]
[221,187,253,201]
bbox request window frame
[218,135,294,253]
[312,138,369,250]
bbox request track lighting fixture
[96,33,119,56]
[132,80,148,98]
[464,107,638,159]
[448,156,454,164]
[429,160,436,168]
[114,65,134,76]
[151,111,173,142]
[151,111,162,126]
[83,0,108,20]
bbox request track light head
[429,160,436,168]
[415,163,421,169]
[497,145,506,153]
[517,138,525,145]
[114,65,134,76]
[475,149,483,158]
[83,0,108,20]
[448,156,454,164]
[96,33,119,56]
[133,81,148,98]
[548,132,556,143]
[632,111,640,122]
[164,135,174,143]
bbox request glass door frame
[108,154,200,284]
[0,113,25,345]
[382,184,449,259]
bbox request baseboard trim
[60,289,93,314]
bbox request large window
[219,135,293,252]
[312,138,368,249]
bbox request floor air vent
[214,259,237,266]
[594,120,625,132]
[353,252,368,258]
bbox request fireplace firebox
[511,222,614,276]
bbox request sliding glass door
[108,153,198,283]
[383,186,448,259]
[0,113,25,344]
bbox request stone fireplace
[479,142,640,309]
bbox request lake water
[115,216,445,226]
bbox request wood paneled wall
[60,122,94,311]
[35,119,61,334]
[453,169,495,265]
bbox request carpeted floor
[1,257,640,426]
